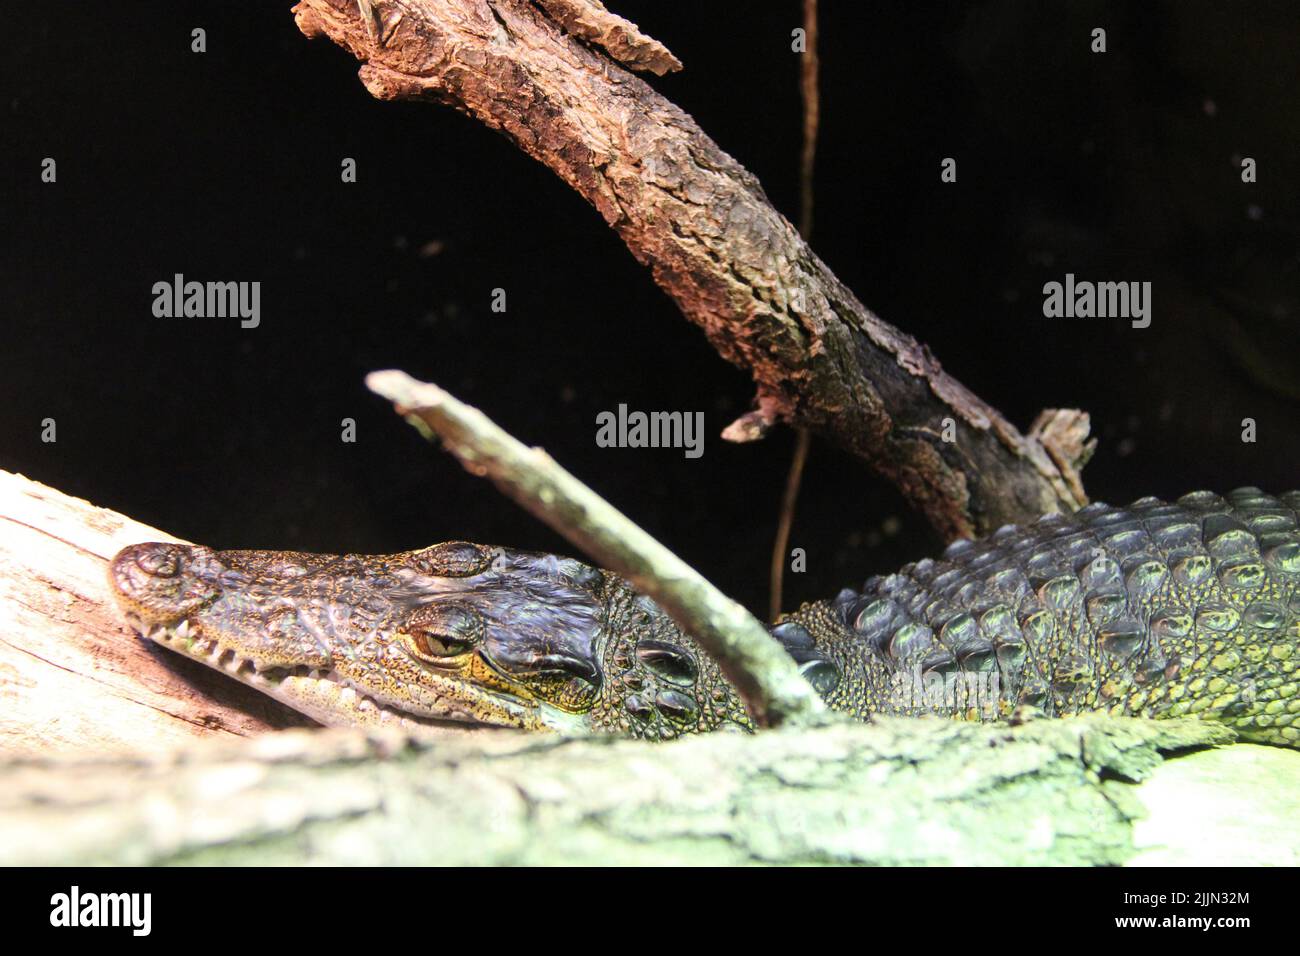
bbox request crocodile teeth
[173,619,191,640]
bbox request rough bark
[0,470,313,755]
[291,0,1092,540]
[530,0,681,75]
[8,713,1293,866]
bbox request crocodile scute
[775,487,1300,746]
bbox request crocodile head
[109,541,753,738]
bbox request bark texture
[292,0,1091,540]
[0,470,313,755]
[8,714,1287,866]
[531,0,681,75]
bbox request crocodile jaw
[124,614,588,737]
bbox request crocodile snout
[109,542,221,627]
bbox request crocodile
[109,488,1300,746]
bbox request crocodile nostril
[132,543,186,578]
[110,546,172,599]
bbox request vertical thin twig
[769,0,820,620]
[769,428,812,619]
[797,0,819,240]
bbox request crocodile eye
[413,632,473,658]
[403,604,484,662]
[406,542,492,578]
[554,558,605,591]
[133,543,187,578]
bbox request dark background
[2,1,1297,616]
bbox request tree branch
[292,0,1092,539]
[530,0,681,75]
[6,714,1279,866]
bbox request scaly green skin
[109,489,1300,745]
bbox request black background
[3,1,1297,617]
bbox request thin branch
[365,369,826,729]
[769,429,810,619]
[797,0,819,240]
[770,0,820,618]
[293,0,1091,540]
